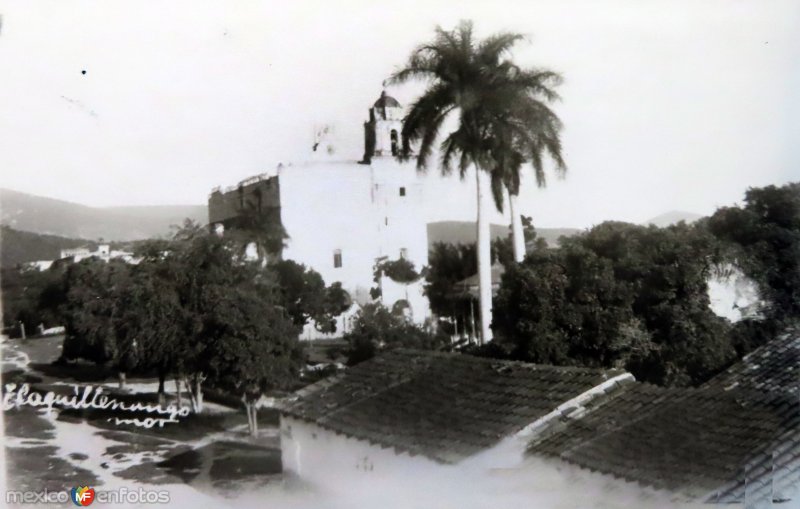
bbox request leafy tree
[493,245,634,367]
[493,221,736,386]
[706,182,800,320]
[114,249,185,401]
[225,201,289,263]
[272,260,351,333]
[424,239,517,338]
[61,259,131,367]
[167,228,255,412]
[343,303,449,365]
[371,257,422,302]
[378,257,421,284]
[1,264,67,335]
[389,21,564,342]
[425,243,478,324]
[202,270,302,435]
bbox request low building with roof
[278,349,632,489]
[278,331,799,507]
[528,330,800,507]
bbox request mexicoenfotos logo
[5,486,170,505]
[70,486,95,506]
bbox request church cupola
[362,91,404,163]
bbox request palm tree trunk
[509,190,526,263]
[476,167,494,343]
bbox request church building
[208,92,430,338]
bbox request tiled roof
[705,329,799,395]
[279,349,627,463]
[528,332,800,503]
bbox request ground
[1,334,284,507]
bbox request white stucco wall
[277,414,709,509]
[277,157,430,327]
[707,264,763,322]
[280,415,446,494]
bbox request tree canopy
[493,221,735,386]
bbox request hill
[427,221,581,249]
[0,188,206,241]
[0,226,95,268]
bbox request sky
[0,0,798,228]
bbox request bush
[343,304,449,365]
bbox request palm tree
[491,104,566,262]
[389,21,564,342]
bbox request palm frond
[478,32,526,64]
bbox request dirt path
[1,335,284,506]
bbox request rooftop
[279,349,627,463]
[528,330,800,503]
[705,329,799,395]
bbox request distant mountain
[644,211,703,227]
[427,221,580,249]
[0,226,95,268]
[0,188,206,241]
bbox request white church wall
[277,158,430,326]
[279,162,379,294]
[210,92,432,334]
[380,278,430,323]
[707,264,763,322]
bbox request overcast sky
[1,0,798,228]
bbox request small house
[278,332,799,507]
[278,349,632,490]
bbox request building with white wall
[278,349,632,494]
[209,92,430,337]
[707,263,763,322]
[58,244,136,264]
[23,245,136,271]
[278,340,800,507]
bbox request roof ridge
[394,348,624,375]
[532,383,676,457]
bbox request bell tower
[362,91,404,163]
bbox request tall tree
[491,103,566,262]
[389,21,563,341]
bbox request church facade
[208,92,430,339]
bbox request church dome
[374,90,401,108]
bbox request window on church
[399,187,406,197]
[333,249,342,268]
[391,129,399,156]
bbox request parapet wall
[208,175,281,225]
